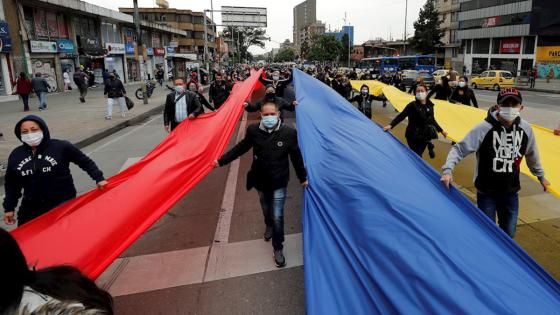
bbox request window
[488,71,497,78]
[451,12,458,22]
[473,39,490,54]
[500,72,513,79]
[27,8,69,40]
[101,22,121,43]
[465,39,472,54]
[523,36,535,54]
[452,48,458,58]
[480,71,488,77]
[492,38,501,54]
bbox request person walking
[102,68,109,86]
[529,67,537,89]
[104,72,127,119]
[546,68,554,83]
[383,84,448,158]
[0,228,114,314]
[428,76,453,101]
[448,67,459,87]
[73,67,88,103]
[348,84,386,119]
[450,76,478,107]
[259,69,293,98]
[63,69,71,93]
[187,81,214,112]
[441,88,550,238]
[209,74,232,110]
[214,100,308,268]
[408,76,424,94]
[163,78,204,133]
[245,85,296,115]
[30,73,50,111]
[13,72,32,112]
[3,116,107,226]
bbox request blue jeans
[477,191,519,238]
[257,187,287,250]
[36,92,47,109]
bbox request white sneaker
[121,113,126,118]
[105,116,112,120]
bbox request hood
[14,115,51,146]
[486,106,521,128]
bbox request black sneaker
[427,142,436,159]
[264,226,273,242]
[273,249,286,268]
[80,97,85,103]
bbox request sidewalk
[0,82,174,179]
[516,78,560,94]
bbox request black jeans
[406,137,429,157]
[257,187,287,250]
[21,93,29,110]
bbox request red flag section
[11,69,263,279]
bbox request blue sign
[56,39,75,53]
[147,47,153,56]
[0,21,11,53]
[165,46,175,54]
[125,43,135,54]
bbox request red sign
[500,38,521,54]
[153,48,165,56]
[482,16,500,28]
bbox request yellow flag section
[350,80,560,199]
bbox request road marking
[97,233,303,297]
[213,112,248,244]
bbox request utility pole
[403,0,408,56]
[133,0,148,104]
[344,12,350,68]
[203,10,209,73]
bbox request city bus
[359,55,436,75]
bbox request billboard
[221,6,267,28]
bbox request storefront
[536,45,560,79]
[105,43,126,81]
[153,48,166,80]
[145,47,154,80]
[77,35,107,85]
[29,40,59,92]
[0,20,12,96]
[57,39,77,89]
[125,42,139,82]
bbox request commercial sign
[106,43,125,55]
[30,40,57,53]
[500,38,521,54]
[80,36,101,49]
[482,16,500,28]
[0,21,11,52]
[221,6,267,28]
[169,41,178,48]
[56,39,75,53]
[536,46,560,63]
[125,43,135,54]
[147,47,154,56]
[153,48,165,56]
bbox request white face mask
[416,92,427,101]
[272,75,280,81]
[21,131,44,147]
[458,81,466,88]
[361,89,368,94]
[499,107,521,122]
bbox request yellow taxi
[471,70,515,91]
[432,69,449,81]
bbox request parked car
[471,70,515,91]
[432,69,449,81]
[418,72,436,89]
[401,70,420,86]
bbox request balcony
[436,2,460,14]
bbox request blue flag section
[293,70,560,315]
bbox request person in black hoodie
[428,76,453,101]
[3,116,107,226]
[450,76,478,107]
[209,73,232,109]
[244,84,296,115]
[384,84,448,157]
[259,69,293,98]
[348,84,387,119]
[103,72,127,119]
[214,100,308,268]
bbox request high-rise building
[326,26,354,46]
[457,0,560,77]
[293,0,317,55]
[434,0,461,70]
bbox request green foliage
[274,48,296,62]
[409,0,444,54]
[340,33,350,61]
[222,27,267,62]
[307,35,343,62]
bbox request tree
[340,33,350,65]
[222,27,267,62]
[307,35,343,62]
[274,48,296,62]
[409,0,444,54]
[300,40,310,60]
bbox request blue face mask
[175,86,185,94]
[262,115,278,129]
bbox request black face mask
[266,92,275,99]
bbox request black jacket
[348,93,385,118]
[390,100,443,141]
[3,115,105,223]
[331,79,347,97]
[163,91,204,130]
[218,122,307,191]
[73,71,88,88]
[427,84,453,101]
[259,73,293,98]
[104,78,126,98]
[209,81,232,109]
[245,96,295,113]
[195,91,214,111]
[450,87,478,108]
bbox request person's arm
[120,81,127,95]
[389,103,412,128]
[427,87,436,99]
[278,97,295,111]
[523,124,546,180]
[348,95,359,103]
[65,141,105,183]
[103,82,109,95]
[258,74,270,86]
[163,94,172,127]
[289,130,307,184]
[441,123,489,175]
[469,89,479,108]
[198,93,214,111]
[217,127,254,166]
[190,94,204,117]
[2,163,23,214]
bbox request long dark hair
[0,228,113,314]
[441,76,450,88]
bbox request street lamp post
[403,0,408,56]
[133,0,148,104]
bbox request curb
[516,86,560,94]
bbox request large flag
[12,70,263,279]
[351,80,560,199]
[297,70,560,314]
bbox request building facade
[325,25,354,47]
[293,0,316,56]
[457,0,549,76]
[435,0,461,69]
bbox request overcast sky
[85,0,426,54]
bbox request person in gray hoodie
[30,73,50,111]
[440,88,550,238]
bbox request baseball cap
[497,88,522,105]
